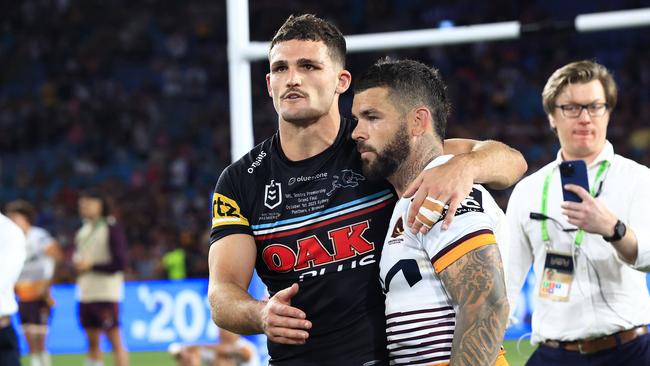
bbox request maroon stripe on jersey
[386,306,454,320]
[387,329,454,345]
[253,200,393,241]
[390,337,453,353]
[430,228,493,265]
[386,313,455,329]
[387,322,455,337]
[389,348,452,362]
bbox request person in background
[0,212,27,366]
[506,60,650,366]
[169,328,260,366]
[5,200,63,366]
[74,189,129,366]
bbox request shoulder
[222,137,275,179]
[0,214,25,243]
[612,153,650,175]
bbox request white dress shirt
[506,141,650,344]
[0,213,26,317]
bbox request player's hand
[403,155,475,233]
[74,258,93,273]
[561,184,618,236]
[261,283,311,345]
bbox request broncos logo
[326,169,365,196]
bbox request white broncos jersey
[18,226,56,282]
[379,156,509,366]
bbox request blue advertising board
[15,273,268,358]
[14,271,650,356]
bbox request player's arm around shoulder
[404,139,527,234]
[442,138,528,189]
[437,233,509,366]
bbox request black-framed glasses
[554,103,609,118]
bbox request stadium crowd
[1,0,649,283]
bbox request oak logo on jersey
[326,169,365,196]
[264,180,282,209]
[262,221,374,272]
[212,193,249,228]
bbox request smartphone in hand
[559,160,589,202]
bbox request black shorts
[78,302,120,330]
[18,300,51,326]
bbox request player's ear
[266,74,273,97]
[336,70,352,94]
[410,107,431,136]
[548,114,558,134]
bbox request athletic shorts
[18,300,51,326]
[78,302,120,330]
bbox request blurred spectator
[5,200,62,366]
[73,189,129,366]
[168,328,260,366]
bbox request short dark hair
[354,58,450,140]
[5,199,36,225]
[270,14,346,67]
[79,188,110,217]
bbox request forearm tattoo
[439,244,509,366]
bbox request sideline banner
[14,272,649,354]
[15,273,268,358]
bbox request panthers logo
[326,169,366,196]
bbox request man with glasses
[505,60,650,365]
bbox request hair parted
[542,60,617,115]
[354,58,450,140]
[5,199,36,225]
[270,14,347,67]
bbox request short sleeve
[421,187,497,274]
[210,166,254,244]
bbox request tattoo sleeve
[439,244,509,366]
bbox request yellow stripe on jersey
[424,348,508,366]
[212,193,249,228]
[432,232,496,273]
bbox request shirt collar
[424,154,454,170]
[553,140,615,168]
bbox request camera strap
[540,160,609,247]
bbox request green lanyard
[541,160,610,246]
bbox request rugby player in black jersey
[208,14,526,365]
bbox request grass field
[22,340,537,366]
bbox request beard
[359,123,410,181]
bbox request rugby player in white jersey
[352,59,510,366]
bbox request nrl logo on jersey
[264,180,282,209]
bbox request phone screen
[559,160,589,202]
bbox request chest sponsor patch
[212,193,249,228]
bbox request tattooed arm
[439,244,509,366]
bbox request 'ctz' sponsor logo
[262,221,375,279]
[288,172,328,186]
[247,151,267,174]
[326,169,365,196]
[264,180,282,209]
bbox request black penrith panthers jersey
[211,118,395,365]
